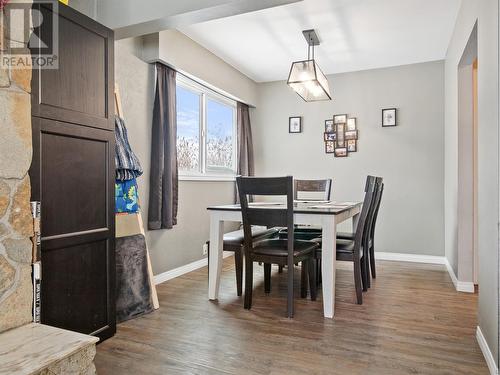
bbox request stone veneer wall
[0,1,35,333]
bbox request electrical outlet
[202,243,208,256]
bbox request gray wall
[143,30,259,106]
[445,0,499,365]
[477,0,499,366]
[251,61,445,256]
[115,37,242,275]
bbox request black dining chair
[277,179,332,278]
[206,226,279,296]
[314,176,377,304]
[237,176,319,318]
[337,177,383,282]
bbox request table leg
[321,215,337,318]
[208,213,224,300]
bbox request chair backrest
[369,181,384,241]
[237,176,294,258]
[363,176,382,244]
[353,176,377,257]
[294,179,332,201]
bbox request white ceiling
[179,0,461,82]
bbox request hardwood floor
[95,258,488,374]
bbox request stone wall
[0,1,34,333]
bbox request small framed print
[334,147,348,157]
[325,119,334,133]
[382,108,397,127]
[347,118,357,131]
[289,116,302,133]
[347,140,357,152]
[325,141,335,154]
[336,123,345,147]
[345,130,358,140]
[334,114,347,124]
[324,132,336,141]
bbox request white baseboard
[154,251,233,285]
[443,258,475,293]
[477,326,499,375]
[375,252,475,293]
[375,252,446,264]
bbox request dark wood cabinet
[29,2,116,342]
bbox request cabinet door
[30,117,116,341]
[31,2,114,131]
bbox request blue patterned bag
[115,179,139,213]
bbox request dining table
[206,200,362,318]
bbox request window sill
[179,175,236,182]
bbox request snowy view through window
[176,80,235,175]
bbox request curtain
[235,102,255,202]
[237,102,254,176]
[148,63,178,230]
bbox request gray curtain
[237,102,254,177]
[235,102,254,202]
[148,63,178,230]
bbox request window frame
[176,75,238,181]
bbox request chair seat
[278,227,322,241]
[336,231,355,240]
[312,238,364,257]
[253,239,318,257]
[223,227,279,246]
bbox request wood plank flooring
[95,259,488,375]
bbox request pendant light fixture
[287,29,331,102]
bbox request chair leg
[278,265,284,273]
[264,263,271,294]
[353,258,363,305]
[316,257,322,286]
[361,255,368,292]
[234,249,243,296]
[307,258,317,301]
[300,262,307,298]
[287,261,294,318]
[244,258,253,309]
[370,243,376,278]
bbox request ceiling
[180,0,461,82]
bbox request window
[176,75,237,179]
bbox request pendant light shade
[287,30,331,102]
[287,60,331,101]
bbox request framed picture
[345,130,358,140]
[289,116,302,133]
[382,108,397,127]
[325,141,335,154]
[334,114,348,124]
[324,132,336,141]
[336,123,345,147]
[347,140,357,152]
[347,118,357,131]
[325,119,334,133]
[334,147,348,157]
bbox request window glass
[176,76,237,178]
[176,85,200,173]
[206,98,234,173]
